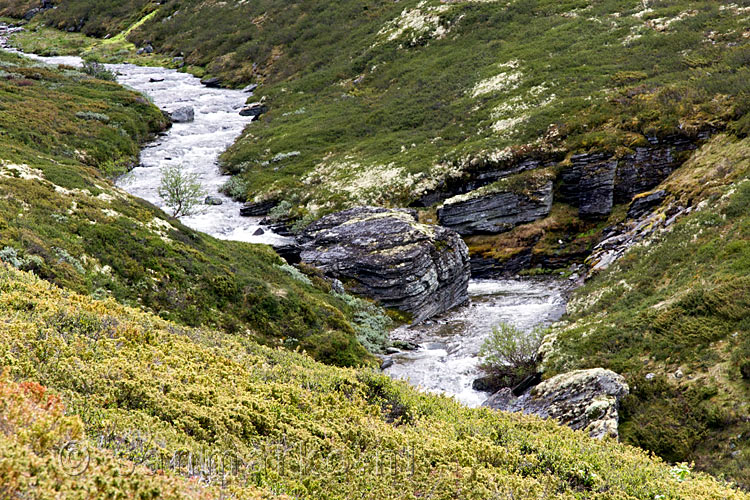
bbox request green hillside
[1,0,750,493]
[4,1,749,218]
[0,49,377,366]
[1,263,748,499]
[541,134,750,487]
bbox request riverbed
[384,278,568,407]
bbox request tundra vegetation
[0,49,378,366]
[1,0,750,490]
[1,263,748,499]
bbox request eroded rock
[438,169,554,235]
[299,207,470,322]
[239,102,268,118]
[627,189,666,219]
[484,368,629,439]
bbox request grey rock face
[586,201,691,275]
[240,199,278,216]
[559,154,617,219]
[484,368,629,439]
[170,106,195,123]
[627,189,666,219]
[299,207,470,322]
[201,76,222,88]
[559,133,708,219]
[239,102,268,118]
[438,180,553,235]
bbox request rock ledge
[484,368,629,439]
[299,207,470,322]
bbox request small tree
[478,322,546,388]
[158,165,206,218]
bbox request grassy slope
[0,50,376,366]
[157,0,749,219]
[3,0,750,486]
[1,263,748,499]
[5,0,750,218]
[542,134,750,486]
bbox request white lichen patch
[146,217,175,243]
[96,192,116,203]
[377,1,452,46]
[411,161,465,199]
[0,163,45,181]
[489,83,556,136]
[100,209,123,219]
[646,10,697,32]
[302,158,420,209]
[470,61,522,98]
[720,3,750,15]
[54,185,92,197]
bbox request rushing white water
[111,64,291,245]
[385,278,568,407]
[0,38,288,246]
[2,33,568,407]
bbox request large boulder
[438,169,554,235]
[298,207,470,322]
[484,368,629,439]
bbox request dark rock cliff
[298,207,470,322]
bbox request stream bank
[1,30,570,408]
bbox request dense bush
[0,264,747,499]
[479,322,545,389]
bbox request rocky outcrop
[438,169,555,235]
[586,199,692,275]
[298,207,470,322]
[627,189,666,219]
[240,199,278,216]
[201,77,222,88]
[438,180,553,235]
[239,102,268,118]
[559,133,708,219]
[413,154,560,208]
[169,106,195,123]
[484,368,629,439]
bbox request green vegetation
[3,0,750,490]
[542,135,750,487]
[0,49,374,366]
[479,322,546,389]
[157,165,206,217]
[2,0,748,222]
[1,263,748,499]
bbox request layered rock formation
[439,182,553,235]
[438,169,555,235]
[298,207,470,322]
[559,133,708,219]
[484,368,629,439]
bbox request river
[2,33,568,407]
